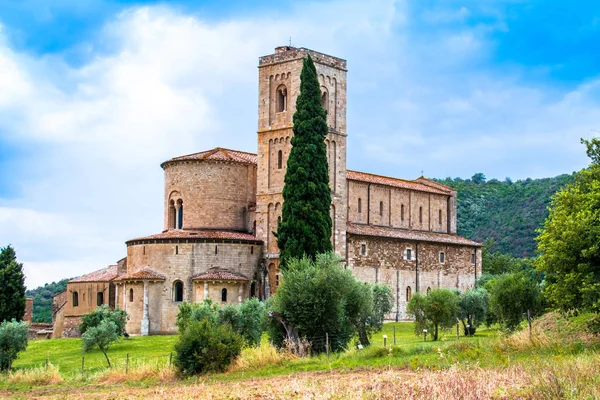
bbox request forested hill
[438,173,574,258]
[25,278,69,323]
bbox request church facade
[53,46,481,337]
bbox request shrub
[174,318,243,375]
[407,289,459,341]
[79,305,128,336]
[457,288,489,336]
[81,319,120,367]
[0,319,28,371]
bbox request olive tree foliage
[485,272,544,331]
[79,305,128,336]
[176,298,266,347]
[81,319,119,367]
[0,319,28,371]
[268,253,392,353]
[407,289,459,341]
[276,54,332,269]
[536,138,600,312]
[457,288,489,336]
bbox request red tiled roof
[347,223,482,247]
[415,177,455,192]
[114,267,166,282]
[162,147,257,167]
[69,265,119,283]
[126,230,262,244]
[347,170,451,195]
[192,268,248,282]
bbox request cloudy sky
[1,0,599,288]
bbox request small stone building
[53,46,481,336]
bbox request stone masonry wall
[123,241,262,334]
[347,235,482,320]
[163,161,257,232]
[347,180,450,233]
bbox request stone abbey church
[53,46,482,337]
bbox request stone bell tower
[255,46,348,288]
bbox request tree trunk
[434,324,439,341]
[102,349,111,368]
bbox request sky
[1,0,599,288]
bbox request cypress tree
[276,55,332,269]
[0,245,26,322]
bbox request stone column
[141,280,149,336]
[175,204,181,230]
[238,284,243,304]
[122,283,127,311]
[204,282,209,299]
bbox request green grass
[10,335,178,377]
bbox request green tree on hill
[536,138,600,312]
[0,246,26,322]
[276,54,332,269]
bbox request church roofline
[347,170,452,195]
[126,229,263,246]
[347,223,482,247]
[160,147,258,169]
[69,265,119,283]
[259,46,347,70]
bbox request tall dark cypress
[276,55,332,269]
[0,245,26,322]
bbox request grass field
[2,317,599,398]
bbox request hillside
[438,173,574,258]
[25,278,69,323]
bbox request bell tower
[255,46,348,286]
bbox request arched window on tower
[321,88,328,113]
[129,288,134,302]
[169,200,176,229]
[439,209,443,226]
[419,206,423,223]
[401,204,405,222]
[358,198,362,214]
[173,281,184,302]
[380,201,384,216]
[406,286,412,302]
[221,288,228,302]
[276,85,287,112]
[277,150,283,169]
[72,291,79,307]
[177,199,183,229]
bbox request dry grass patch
[228,342,297,372]
[4,363,64,386]
[92,359,177,385]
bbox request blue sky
[1,0,599,288]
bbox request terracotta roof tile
[162,147,257,167]
[192,268,248,282]
[347,223,482,247]
[347,170,451,195]
[126,230,262,244]
[114,267,166,282]
[69,265,118,283]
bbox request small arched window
[277,216,281,225]
[177,199,183,229]
[401,204,405,221]
[175,245,179,255]
[72,291,79,307]
[97,292,104,306]
[406,248,412,260]
[406,286,412,302]
[321,89,328,113]
[380,201,384,216]
[358,198,362,214]
[275,274,280,286]
[174,281,184,302]
[419,206,423,223]
[250,282,256,298]
[439,209,443,225]
[276,85,287,112]
[440,252,445,263]
[215,245,218,255]
[427,287,431,294]
[169,200,176,229]
[221,288,228,302]
[250,246,254,255]
[277,150,283,169]
[129,288,134,302]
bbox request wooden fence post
[326,333,329,358]
[81,356,85,380]
[126,353,129,374]
[393,326,396,346]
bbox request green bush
[79,305,128,336]
[0,319,28,371]
[174,318,243,375]
[176,298,265,347]
[407,289,459,341]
